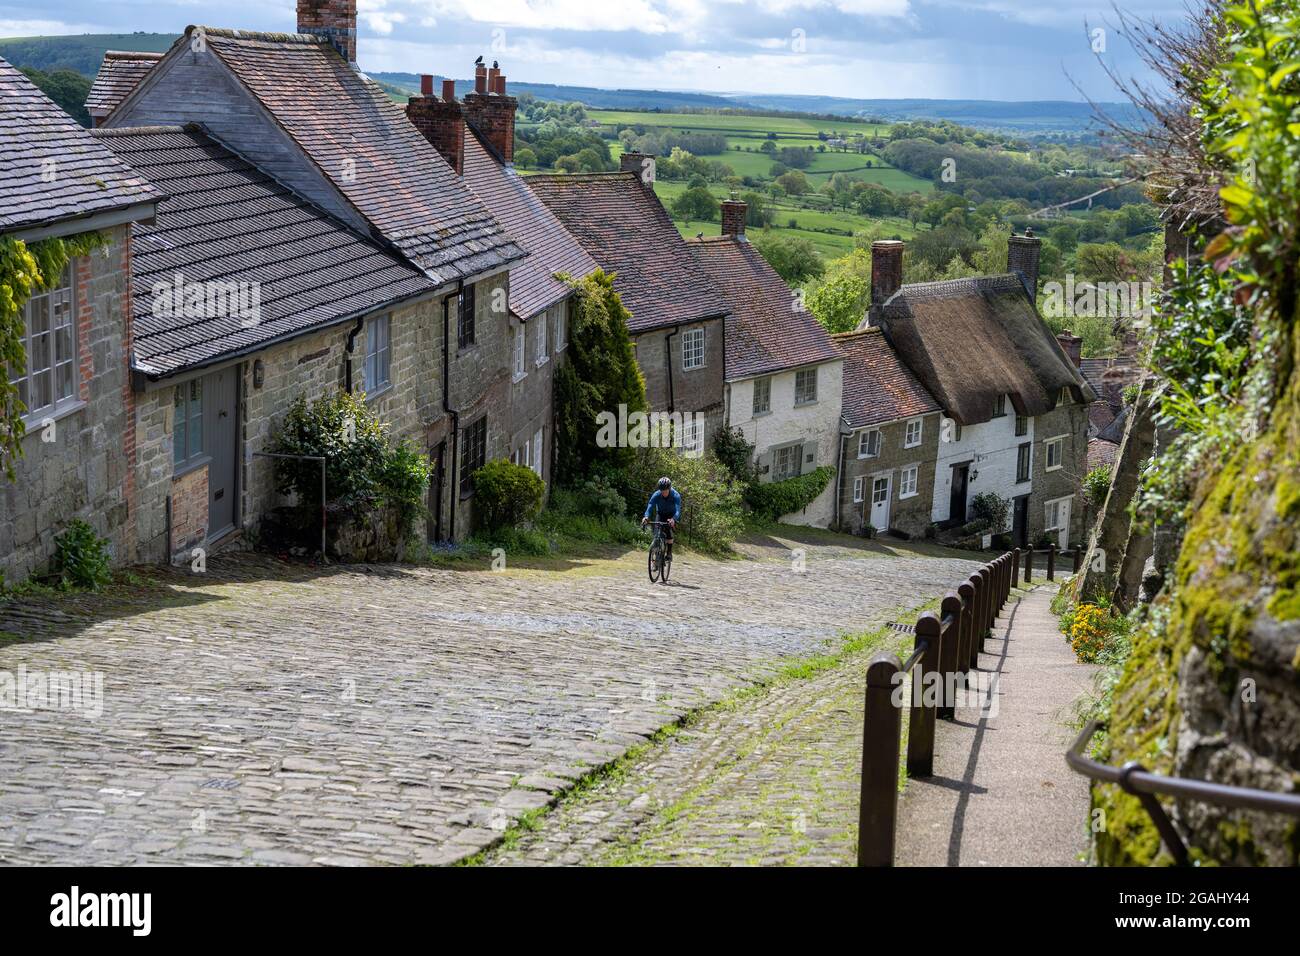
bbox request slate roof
[85,51,163,119]
[190,28,524,285]
[875,274,1096,426]
[1088,437,1120,471]
[527,171,729,333]
[687,235,840,380]
[461,131,596,320]
[93,124,436,378]
[831,327,941,429]
[0,56,161,236]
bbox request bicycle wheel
[648,542,662,582]
[660,544,671,583]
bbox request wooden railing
[857,549,1018,867]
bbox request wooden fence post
[965,575,981,669]
[1012,547,1020,589]
[858,653,903,867]
[957,580,976,672]
[906,612,942,778]
[937,593,962,721]
[977,566,992,652]
[1024,547,1033,584]
[1047,542,1056,581]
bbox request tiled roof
[0,56,161,235]
[462,131,596,320]
[85,51,163,118]
[195,28,524,285]
[687,235,840,380]
[832,326,941,428]
[876,274,1097,425]
[526,171,729,333]
[1088,437,1119,471]
[94,124,436,377]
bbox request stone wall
[169,464,208,562]
[632,316,726,449]
[839,413,942,537]
[1029,399,1090,548]
[0,225,135,584]
[507,298,566,489]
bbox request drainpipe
[344,315,365,392]
[834,429,848,528]
[442,282,464,542]
[664,326,678,412]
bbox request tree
[775,170,810,196]
[750,231,825,285]
[20,68,91,127]
[514,147,537,169]
[552,270,648,485]
[672,187,718,225]
[806,249,871,333]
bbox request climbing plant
[0,230,106,479]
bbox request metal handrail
[1066,718,1300,866]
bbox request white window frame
[899,464,919,499]
[10,263,78,423]
[794,367,818,406]
[681,328,705,371]
[533,427,544,477]
[1044,496,1071,532]
[365,313,391,394]
[772,442,803,481]
[513,322,526,380]
[555,302,567,352]
[1044,434,1066,471]
[680,418,703,457]
[904,417,922,449]
[535,311,549,367]
[993,394,1007,417]
[852,476,865,503]
[857,429,881,459]
[752,376,771,416]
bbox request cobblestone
[0,532,979,865]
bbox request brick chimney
[1056,330,1083,368]
[620,151,656,186]
[871,240,904,307]
[1007,228,1042,296]
[297,0,357,64]
[462,60,516,163]
[406,75,465,175]
[721,198,747,239]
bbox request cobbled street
[0,531,979,865]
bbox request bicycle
[646,520,674,584]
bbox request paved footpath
[0,533,978,865]
[894,583,1098,866]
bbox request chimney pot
[487,67,500,93]
[462,64,517,163]
[721,199,747,239]
[1007,231,1043,297]
[474,63,488,94]
[496,74,507,95]
[870,240,905,307]
[442,78,456,101]
[1056,330,1083,369]
[420,74,434,96]
[620,150,655,185]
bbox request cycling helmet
[657,477,672,490]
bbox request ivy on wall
[0,230,105,479]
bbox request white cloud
[358,0,407,34]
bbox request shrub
[377,440,434,527]
[51,519,112,590]
[471,459,545,532]
[1068,603,1113,663]
[574,473,626,519]
[711,426,758,485]
[746,466,835,521]
[1083,465,1112,508]
[969,492,1010,532]
[627,446,745,552]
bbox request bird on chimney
[493,60,499,69]
[474,55,483,66]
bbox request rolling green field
[589,109,888,138]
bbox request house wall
[931,405,1035,528]
[0,225,136,584]
[632,316,726,447]
[506,297,568,489]
[840,412,942,537]
[727,359,844,527]
[1028,399,1090,548]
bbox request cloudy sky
[2,0,1188,101]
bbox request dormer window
[993,394,1007,417]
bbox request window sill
[513,371,528,384]
[794,399,818,408]
[682,365,705,373]
[751,409,771,418]
[365,383,393,402]
[20,398,86,434]
[1016,478,1031,485]
[174,454,212,480]
[1045,465,1062,473]
[903,443,921,450]
[900,491,918,500]
[535,357,550,368]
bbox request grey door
[203,367,238,538]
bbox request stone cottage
[862,236,1095,548]
[687,201,844,527]
[407,66,599,488]
[528,154,732,453]
[0,56,161,583]
[95,10,527,543]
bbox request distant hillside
[371,72,741,111]
[0,33,177,76]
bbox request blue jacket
[644,488,681,522]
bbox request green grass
[590,109,889,138]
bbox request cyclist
[641,476,681,561]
